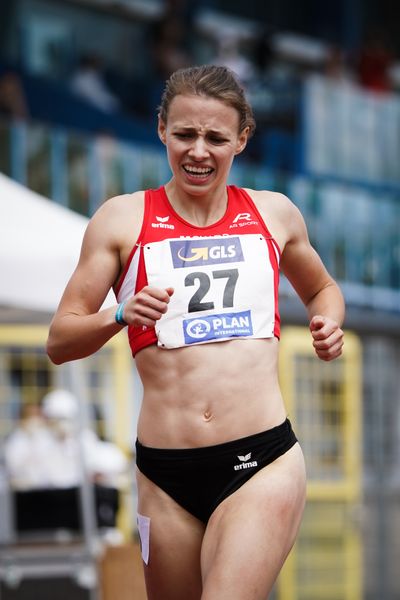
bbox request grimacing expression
[158,94,249,193]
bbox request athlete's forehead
[166,94,240,133]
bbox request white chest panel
[143,233,277,349]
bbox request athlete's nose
[188,136,209,160]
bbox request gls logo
[170,237,244,268]
[177,245,235,262]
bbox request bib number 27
[184,269,239,313]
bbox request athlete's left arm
[279,200,345,362]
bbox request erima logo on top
[170,237,243,268]
[151,216,175,229]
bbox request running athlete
[47,65,344,600]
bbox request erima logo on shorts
[183,310,253,344]
[234,452,258,471]
[170,237,243,268]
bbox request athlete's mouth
[183,165,214,177]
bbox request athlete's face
[158,94,248,195]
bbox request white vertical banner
[303,75,400,186]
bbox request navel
[203,410,214,422]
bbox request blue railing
[1,117,399,313]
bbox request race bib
[143,234,277,349]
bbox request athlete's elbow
[48,355,65,366]
[46,338,66,365]
[46,327,69,365]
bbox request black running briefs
[135,418,297,523]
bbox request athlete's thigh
[136,468,205,600]
[200,443,306,600]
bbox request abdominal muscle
[135,337,287,449]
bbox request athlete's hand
[123,286,174,328]
[309,315,344,361]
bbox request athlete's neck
[164,180,228,227]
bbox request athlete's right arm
[46,194,172,365]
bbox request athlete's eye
[208,136,227,145]
[174,132,193,139]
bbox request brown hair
[158,65,256,138]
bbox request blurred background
[0,1,399,599]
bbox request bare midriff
[135,337,287,449]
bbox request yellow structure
[0,324,363,597]
[0,324,134,539]
[278,327,363,600]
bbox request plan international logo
[183,310,253,344]
[170,237,244,268]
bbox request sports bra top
[114,185,281,356]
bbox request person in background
[0,70,29,120]
[70,53,121,113]
[42,389,129,489]
[47,65,344,599]
[212,34,256,88]
[356,29,394,93]
[4,402,52,490]
[324,45,355,85]
[5,389,128,490]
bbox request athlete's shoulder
[242,188,305,248]
[99,190,145,212]
[88,190,144,224]
[242,188,296,215]
[82,191,145,245]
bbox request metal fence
[1,117,399,316]
[278,328,362,600]
[0,326,136,599]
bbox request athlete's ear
[235,127,249,155]
[158,117,167,145]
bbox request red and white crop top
[114,185,281,357]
